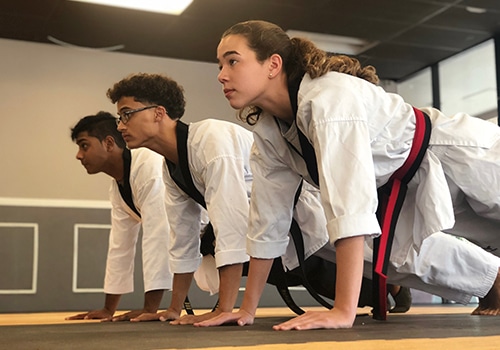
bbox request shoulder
[130,147,163,162]
[300,71,379,100]
[129,148,165,174]
[189,118,251,138]
[298,72,388,123]
[188,118,253,154]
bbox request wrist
[103,306,116,315]
[167,307,182,317]
[143,306,158,313]
[239,302,257,318]
[239,308,256,319]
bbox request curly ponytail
[221,20,379,124]
[292,37,379,84]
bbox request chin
[228,100,245,110]
[125,141,140,149]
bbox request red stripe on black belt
[372,107,431,320]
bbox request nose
[76,150,83,160]
[217,68,227,84]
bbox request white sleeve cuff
[214,249,249,268]
[326,213,381,243]
[246,236,289,259]
[170,256,203,274]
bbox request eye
[229,58,237,66]
[118,109,132,118]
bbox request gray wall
[0,202,318,313]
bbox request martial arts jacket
[248,71,500,268]
[165,119,252,273]
[105,148,172,294]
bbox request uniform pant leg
[443,195,500,256]
[384,232,500,304]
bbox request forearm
[217,263,244,312]
[168,273,194,315]
[333,236,365,316]
[103,294,122,314]
[143,289,165,313]
[239,258,273,316]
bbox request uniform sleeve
[248,124,303,259]
[133,170,173,292]
[104,184,141,294]
[203,152,250,268]
[298,75,381,243]
[164,174,204,273]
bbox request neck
[261,94,294,124]
[107,150,125,184]
[259,77,294,124]
[149,123,179,164]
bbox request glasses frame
[116,105,159,125]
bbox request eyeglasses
[116,105,159,125]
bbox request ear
[103,135,116,151]
[268,53,283,78]
[155,105,168,121]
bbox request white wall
[0,38,236,201]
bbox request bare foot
[472,269,500,316]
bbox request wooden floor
[1,305,500,350]
[0,305,480,326]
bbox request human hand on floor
[158,309,181,322]
[170,309,222,325]
[272,308,355,331]
[193,309,254,327]
[65,308,113,321]
[129,312,163,322]
[110,309,152,322]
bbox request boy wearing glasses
[107,73,255,324]
[66,112,172,322]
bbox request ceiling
[1,0,500,81]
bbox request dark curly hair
[107,73,186,120]
[71,111,126,149]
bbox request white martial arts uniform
[105,148,172,295]
[248,71,500,303]
[165,119,329,295]
[165,119,252,274]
